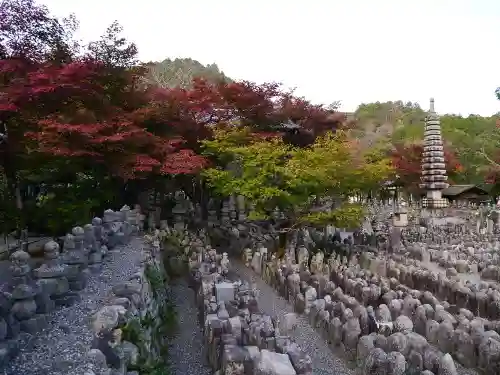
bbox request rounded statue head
[10,249,30,265]
[175,190,186,200]
[63,233,75,250]
[72,226,84,236]
[44,240,59,253]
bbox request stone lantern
[392,199,408,227]
[172,192,187,231]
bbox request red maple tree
[18,60,207,179]
[390,143,462,190]
[134,78,348,153]
[0,0,357,231]
[0,1,207,181]
[1,0,349,186]
[127,78,350,207]
[0,0,74,190]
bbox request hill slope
[143,57,232,89]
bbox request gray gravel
[168,278,211,375]
[5,237,145,375]
[231,260,355,375]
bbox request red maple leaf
[390,142,461,189]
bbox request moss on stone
[122,255,177,375]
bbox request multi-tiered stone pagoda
[420,98,449,209]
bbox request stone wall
[86,232,172,375]
[184,228,313,375]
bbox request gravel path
[5,237,146,375]
[168,278,211,375]
[231,260,355,375]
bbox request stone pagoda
[419,98,449,209]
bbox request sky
[42,0,500,116]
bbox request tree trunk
[1,143,23,234]
[181,177,210,220]
[15,185,22,211]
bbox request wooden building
[441,184,490,204]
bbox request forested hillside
[130,55,500,187]
[350,101,500,185]
[142,56,500,187]
[143,58,231,88]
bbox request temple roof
[441,184,489,196]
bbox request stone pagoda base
[421,197,448,209]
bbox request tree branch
[479,147,500,170]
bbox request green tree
[353,101,426,149]
[87,21,138,68]
[440,115,497,183]
[352,99,500,184]
[202,126,393,230]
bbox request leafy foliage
[299,204,365,228]
[390,143,462,190]
[0,4,208,185]
[202,127,392,228]
[352,99,500,187]
[87,21,138,68]
[25,174,103,236]
[0,171,19,234]
[143,57,231,89]
[0,0,353,235]
[137,78,347,152]
[0,0,79,62]
[3,0,497,239]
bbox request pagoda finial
[429,97,435,113]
